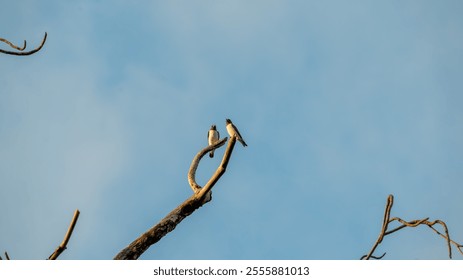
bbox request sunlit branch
[114,136,239,260]
[48,209,80,260]
[362,194,462,260]
[0,32,47,56]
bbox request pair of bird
[208,119,247,158]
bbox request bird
[226,118,247,147]
[207,124,220,158]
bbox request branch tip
[48,209,80,260]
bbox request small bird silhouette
[226,119,247,147]
[207,124,220,158]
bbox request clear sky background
[1,1,462,260]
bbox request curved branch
[114,136,239,260]
[48,209,80,260]
[426,219,452,259]
[388,217,429,228]
[427,222,463,256]
[0,32,47,56]
[0,37,26,51]
[188,137,227,192]
[360,252,386,260]
[198,136,236,198]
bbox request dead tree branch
[362,195,393,260]
[188,137,228,193]
[2,210,79,260]
[0,32,47,56]
[362,194,463,260]
[47,209,80,260]
[114,136,237,260]
[0,37,26,51]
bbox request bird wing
[232,124,244,140]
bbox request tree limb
[188,137,228,193]
[0,37,26,51]
[362,195,393,260]
[113,136,238,260]
[0,32,47,56]
[427,223,463,256]
[363,194,462,259]
[47,209,80,260]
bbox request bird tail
[239,139,248,147]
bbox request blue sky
[1,1,462,260]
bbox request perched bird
[207,124,220,158]
[226,118,247,147]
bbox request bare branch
[0,32,47,56]
[427,223,463,256]
[48,209,80,260]
[114,136,239,260]
[363,194,462,259]
[0,37,26,51]
[388,217,430,228]
[198,136,236,198]
[363,194,393,260]
[188,137,228,192]
[426,220,452,259]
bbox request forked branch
[0,32,47,56]
[362,194,463,260]
[114,136,238,260]
[188,137,228,192]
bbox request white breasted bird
[226,118,247,147]
[207,124,220,158]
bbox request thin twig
[363,194,393,260]
[389,217,430,228]
[5,251,10,260]
[48,209,80,260]
[0,37,26,51]
[360,252,386,260]
[114,136,239,260]
[427,224,463,256]
[427,220,452,259]
[384,218,430,236]
[386,218,452,258]
[0,32,47,56]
